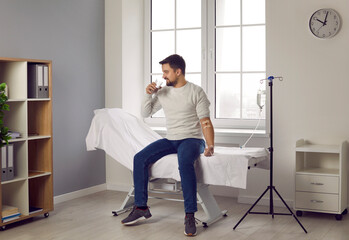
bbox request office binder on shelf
[43,65,49,98]
[28,64,44,98]
[7,144,14,180]
[1,146,7,181]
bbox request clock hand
[316,19,325,25]
[323,11,329,25]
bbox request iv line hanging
[240,82,267,148]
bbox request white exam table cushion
[86,108,269,189]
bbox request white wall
[105,0,122,108]
[105,0,144,191]
[105,0,349,206]
[239,0,349,206]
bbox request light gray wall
[0,0,106,196]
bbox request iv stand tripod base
[233,76,307,234]
[233,185,308,233]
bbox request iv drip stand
[233,76,308,233]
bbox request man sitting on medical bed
[121,54,214,236]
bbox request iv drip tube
[241,110,262,148]
[240,81,266,148]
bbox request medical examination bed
[86,108,269,227]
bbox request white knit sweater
[141,81,210,140]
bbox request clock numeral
[329,32,332,36]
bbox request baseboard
[107,183,132,192]
[238,194,294,208]
[54,183,107,205]
[208,185,239,198]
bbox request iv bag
[257,90,266,109]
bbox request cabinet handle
[310,200,324,203]
[310,182,324,186]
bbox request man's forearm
[200,117,214,147]
[141,94,153,118]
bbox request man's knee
[178,156,196,172]
[134,150,146,166]
[177,149,200,167]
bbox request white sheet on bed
[86,108,269,189]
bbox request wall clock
[309,8,341,39]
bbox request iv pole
[233,76,308,233]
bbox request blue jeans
[133,138,205,213]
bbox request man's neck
[174,77,187,88]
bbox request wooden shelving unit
[0,57,53,230]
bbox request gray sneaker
[184,213,197,236]
[121,206,152,225]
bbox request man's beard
[166,77,178,87]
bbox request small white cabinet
[294,139,347,220]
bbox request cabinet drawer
[296,175,338,194]
[295,192,338,212]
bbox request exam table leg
[112,187,135,216]
[197,183,228,227]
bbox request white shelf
[296,144,340,154]
[1,177,27,185]
[7,99,26,102]
[27,98,51,102]
[296,168,339,176]
[28,171,52,179]
[6,138,26,143]
[27,135,51,141]
[5,136,51,142]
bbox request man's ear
[176,68,181,76]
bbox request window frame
[144,0,266,130]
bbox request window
[145,0,266,129]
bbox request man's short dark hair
[159,54,186,76]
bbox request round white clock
[309,8,341,39]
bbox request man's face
[162,63,180,87]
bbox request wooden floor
[1,190,349,240]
